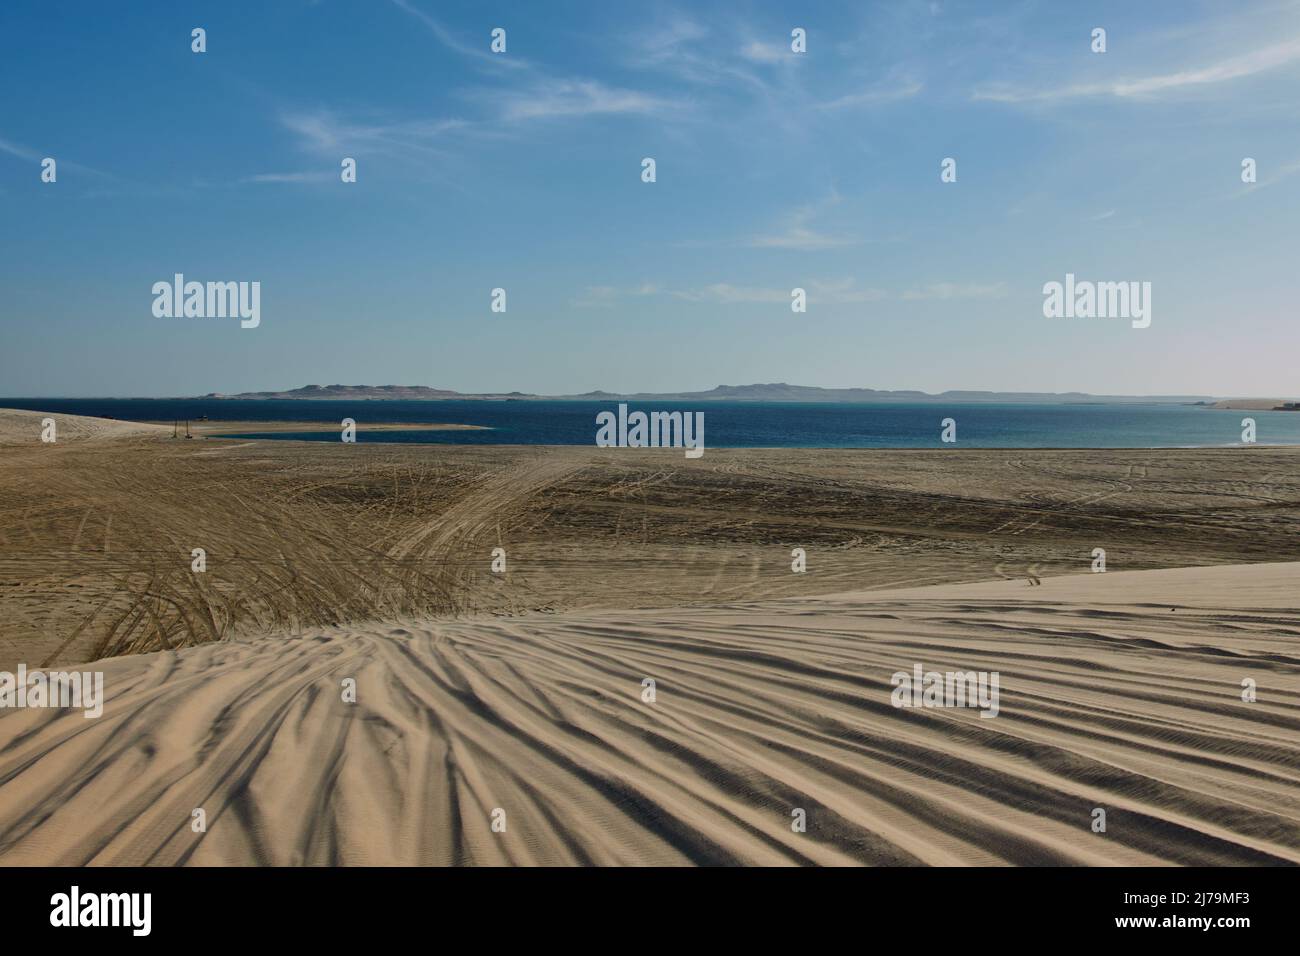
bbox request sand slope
[0,408,171,445]
[0,563,1296,866]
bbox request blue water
[1,398,1294,449]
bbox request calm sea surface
[2,398,1294,449]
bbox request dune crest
[0,409,171,445]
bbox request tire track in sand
[381,451,593,611]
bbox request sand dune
[0,408,171,445]
[1,562,1296,866]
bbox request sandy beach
[0,411,1297,866]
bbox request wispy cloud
[738,40,790,65]
[279,82,675,167]
[746,194,859,250]
[635,15,710,64]
[671,283,792,304]
[0,136,109,177]
[572,283,661,308]
[747,228,858,250]
[0,137,40,161]
[625,15,768,92]
[240,170,335,184]
[666,192,875,252]
[804,278,889,304]
[481,79,682,122]
[818,77,923,110]
[280,110,471,159]
[389,0,527,70]
[974,35,1300,102]
[291,3,677,164]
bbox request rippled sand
[1,563,1296,866]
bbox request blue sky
[2,0,1298,397]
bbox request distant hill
[560,383,1217,404]
[208,384,531,401]
[208,383,1222,404]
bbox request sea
[2,398,1296,449]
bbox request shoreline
[13,408,1300,450]
[7,400,1300,451]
